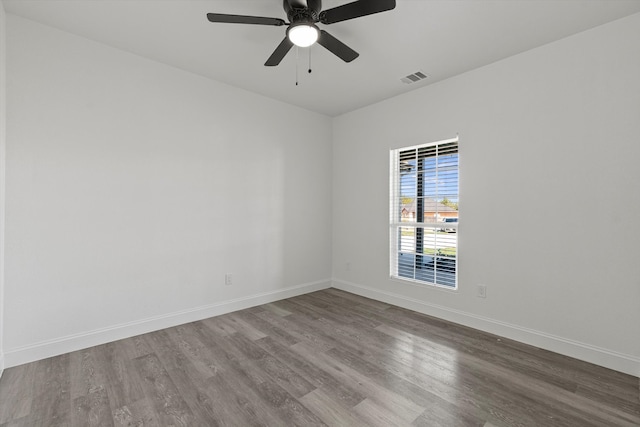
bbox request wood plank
[218,313,267,341]
[91,341,145,415]
[112,398,159,427]
[253,309,334,352]
[291,341,425,424]
[0,363,35,423]
[148,327,227,425]
[261,302,292,317]
[72,385,114,427]
[195,319,315,425]
[164,323,225,379]
[412,399,487,427]
[231,310,299,347]
[69,347,109,401]
[254,336,365,408]
[30,354,72,427]
[354,397,421,426]
[0,415,38,427]
[322,288,392,311]
[133,353,196,426]
[298,388,363,426]
[222,332,317,398]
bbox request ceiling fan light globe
[288,24,319,47]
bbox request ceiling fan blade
[317,30,359,63]
[206,13,286,26]
[319,0,396,25]
[265,37,294,66]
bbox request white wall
[4,15,333,366]
[332,13,640,376]
[0,1,7,376]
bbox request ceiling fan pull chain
[308,48,312,74]
[295,46,299,86]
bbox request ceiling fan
[206,0,396,66]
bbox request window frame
[389,137,460,289]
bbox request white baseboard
[332,279,640,377]
[0,353,4,379]
[3,279,331,368]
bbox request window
[390,137,459,288]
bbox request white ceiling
[4,0,640,116]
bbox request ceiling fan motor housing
[284,0,321,24]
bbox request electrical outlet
[225,273,233,286]
[477,284,487,298]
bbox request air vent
[401,70,428,84]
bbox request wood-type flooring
[0,288,638,426]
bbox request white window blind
[390,137,459,288]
